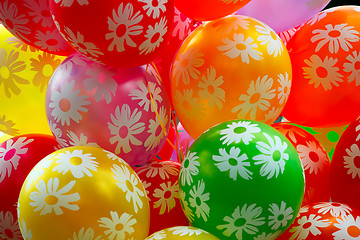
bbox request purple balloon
[237,0,331,33]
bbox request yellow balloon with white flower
[18,146,150,239]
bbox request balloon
[174,0,251,21]
[278,202,360,239]
[237,0,331,33]
[45,53,171,167]
[179,119,304,239]
[135,160,189,234]
[0,26,66,136]
[0,132,11,144]
[0,0,74,55]
[145,226,220,239]
[18,146,150,239]
[282,6,360,128]
[330,116,360,209]
[0,134,58,240]
[273,123,331,205]
[50,0,174,67]
[171,15,292,139]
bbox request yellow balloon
[0,26,66,135]
[145,226,220,239]
[0,131,11,143]
[18,146,150,239]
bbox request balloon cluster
[1,0,360,240]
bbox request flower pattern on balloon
[153,181,179,214]
[0,211,22,240]
[49,80,90,126]
[67,131,99,147]
[210,16,250,34]
[106,2,143,52]
[188,179,210,221]
[144,106,168,151]
[69,227,102,240]
[29,177,80,215]
[48,120,68,148]
[198,65,225,109]
[129,80,163,112]
[0,115,19,136]
[147,230,166,240]
[254,231,282,240]
[311,23,359,54]
[108,104,145,154]
[313,202,351,218]
[277,72,291,105]
[333,214,360,240]
[213,147,252,180]
[169,226,206,236]
[19,219,32,240]
[253,132,289,179]
[172,8,191,39]
[255,24,283,57]
[231,75,276,119]
[297,141,328,175]
[289,214,330,240]
[343,143,360,179]
[25,153,55,190]
[303,54,344,91]
[174,89,205,121]
[179,189,194,222]
[268,201,294,230]
[111,164,144,213]
[54,0,89,7]
[98,211,136,240]
[0,137,34,183]
[179,151,200,186]
[136,161,179,180]
[343,51,360,86]
[24,0,53,27]
[138,0,167,19]
[217,204,265,239]
[220,120,261,146]
[139,17,168,55]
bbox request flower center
[183,159,189,168]
[283,86,288,94]
[4,229,14,239]
[152,0,159,7]
[97,72,107,84]
[69,156,83,166]
[115,223,124,232]
[309,151,319,163]
[234,126,247,134]
[155,125,162,137]
[0,124,7,132]
[353,156,360,169]
[42,64,54,78]
[355,61,360,71]
[77,42,87,50]
[272,150,282,162]
[236,43,246,51]
[195,197,202,206]
[46,38,59,46]
[302,222,312,229]
[277,214,285,221]
[116,24,127,38]
[164,190,171,199]
[45,195,58,205]
[347,225,360,238]
[328,30,341,38]
[180,58,188,68]
[331,202,341,207]
[228,158,238,166]
[249,92,261,104]
[119,126,129,139]
[207,85,215,94]
[150,32,161,44]
[4,148,16,161]
[59,98,71,112]
[0,66,10,79]
[41,10,51,18]
[316,66,328,78]
[126,180,134,192]
[183,101,192,112]
[234,217,246,227]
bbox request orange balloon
[170,15,292,138]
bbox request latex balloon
[50,0,174,67]
[237,0,331,33]
[145,226,220,240]
[179,119,304,239]
[0,132,11,144]
[45,53,171,167]
[0,0,74,55]
[171,15,292,139]
[273,123,331,205]
[282,6,360,128]
[135,160,189,234]
[18,146,150,239]
[0,26,66,136]
[0,134,58,240]
[278,202,360,239]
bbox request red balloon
[50,0,174,67]
[273,123,331,206]
[135,159,189,235]
[156,123,176,160]
[0,0,74,55]
[330,116,360,209]
[0,134,58,240]
[278,202,360,239]
[282,6,360,128]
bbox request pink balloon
[237,0,331,33]
[46,53,171,166]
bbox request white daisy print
[70,227,102,240]
[220,120,261,146]
[256,24,283,57]
[297,141,328,175]
[179,151,200,186]
[211,16,250,34]
[274,124,307,144]
[63,26,103,58]
[254,231,282,240]
[333,214,360,240]
[174,89,205,121]
[19,219,32,240]
[139,17,168,55]
[0,211,22,240]
[52,149,99,178]
[153,181,178,214]
[147,230,166,240]
[169,226,206,236]
[172,8,191,39]
[25,0,53,28]
[98,211,136,240]
[189,179,210,221]
[111,164,144,213]
[29,178,80,215]
[306,11,328,26]
[289,214,330,240]
[344,51,360,86]
[232,75,276,119]
[53,0,89,7]
[198,65,225,109]
[106,3,143,52]
[25,153,55,190]
[136,160,179,179]
[172,48,204,86]
[277,72,291,105]
[138,0,167,19]
[311,23,360,54]
[268,201,294,230]
[313,202,351,218]
[179,189,194,222]
[34,30,69,53]
[264,107,282,123]
[49,80,90,126]
[144,107,168,151]
[217,204,265,239]
[108,104,145,154]
[303,54,344,91]
[129,81,163,112]
[253,132,289,179]
[218,33,262,63]
[48,120,68,148]
[343,143,360,179]
[67,130,99,147]
[84,67,118,104]
[0,137,34,183]
[213,147,252,180]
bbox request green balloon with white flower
[178,119,305,240]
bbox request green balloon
[179,119,305,240]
